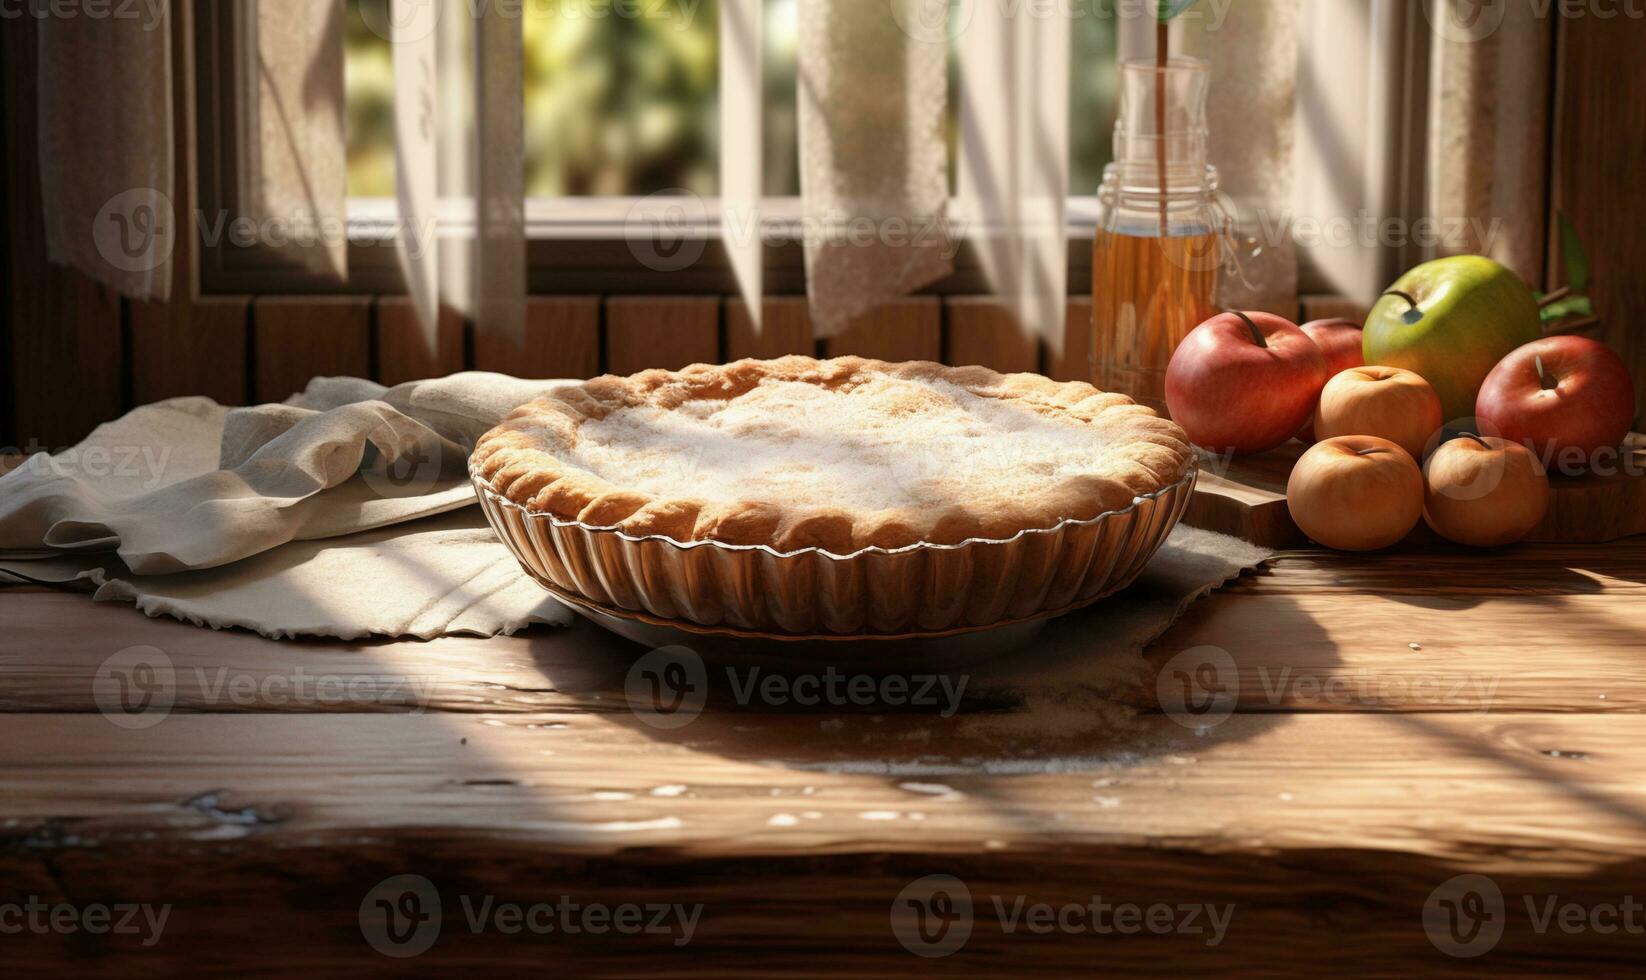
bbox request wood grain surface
[4,530,1646,972]
[130,298,250,406]
[1529,435,1646,543]
[945,298,1039,374]
[821,298,941,363]
[605,296,720,374]
[374,297,464,387]
[1184,446,1307,548]
[1046,297,1093,382]
[473,296,602,379]
[250,296,372,402]
[725,297,813,361]
[1549,8,1646,424]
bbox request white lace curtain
[38,0,1554,353]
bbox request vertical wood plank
[131,299,250,405]
[0,40,11,448]
[1047,297,1092,383]
[474,297,600,379]
[128,0,249,408]
[725,297,812,360]
[943,297,1038,373]
[820,299,941,362]
[1548,14,1646,424]
[605,297,720,375]
[3,23,124,448]
[252,297,371,402]
[374,297,463,386]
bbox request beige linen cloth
[0,374,575,639]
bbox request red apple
[1165,311,1328,455]
[1475,336,1636,473]
[1286,435,1424,551]
[1302,318,1366,375]
[1297,318,1365,442]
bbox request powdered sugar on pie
[471,356,1193,555]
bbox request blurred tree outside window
[344,0,1115,200]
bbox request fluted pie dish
[470,356,1197,638]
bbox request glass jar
[1091,58,1223,409]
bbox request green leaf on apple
[1157,0,1197,21]
[1559,213,1591,292]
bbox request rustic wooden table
[4,445,1645,972]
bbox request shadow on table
[524,588,1339,808]
[1361,535,1639,612]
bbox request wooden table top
[4,482,1645,972]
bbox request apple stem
[1459,431,1491,449]
[1382,290,1420,310]
[1355,447,1387,457]
[1536,354,1558,391]
[1232,311,1268,349]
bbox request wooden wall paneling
[819,298,941,362]
[3,23,124,449]
[944,297,1039,373]
[251,297,371,402]
[130,298,250,405]
[604,296,720,374]
[473,297,600,379]
[1046,297,1092,382]
[128,0,249,409]
[1548,14,1646,424]
[725,297,813,360]
[0,36,11,448]
[373,297,463,387]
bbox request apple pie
[471,356,1193,556]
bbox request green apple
[1362,256,1542,422]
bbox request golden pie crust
[471,356,1193,555]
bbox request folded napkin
[0,374,576,639]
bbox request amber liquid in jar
[1090,228,1220,409]
[1091,57,1222,410]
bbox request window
[211,0,1439,304]
[341,0,1116,201]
